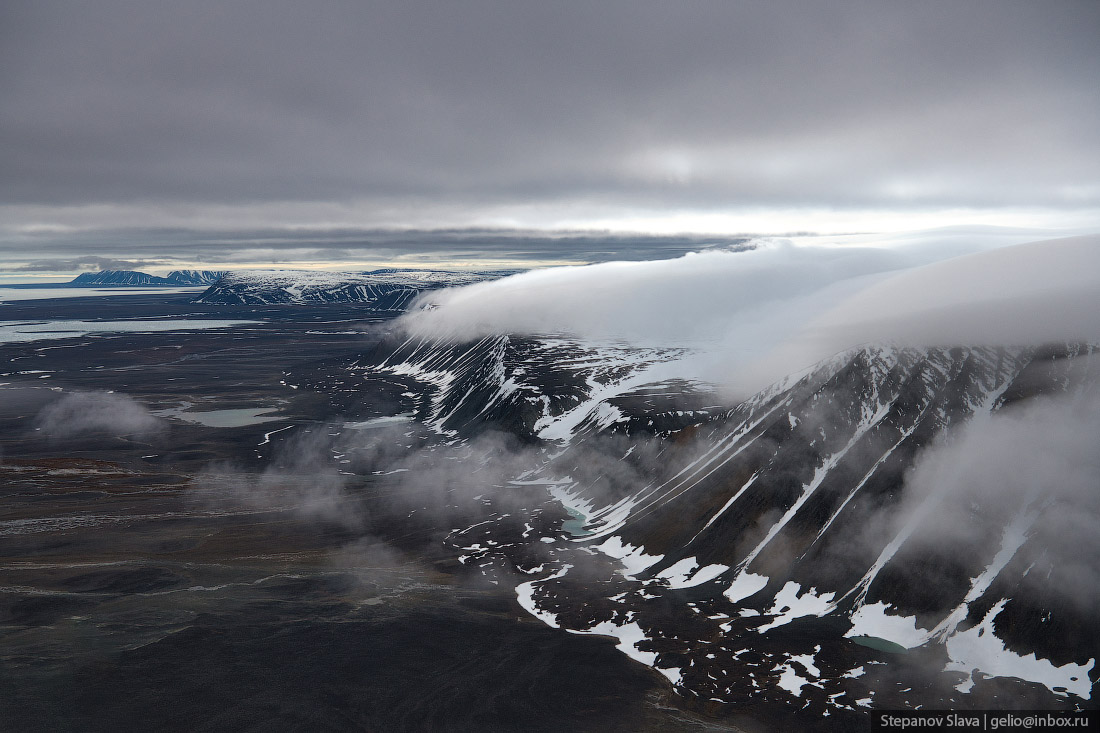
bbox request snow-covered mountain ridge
[194,268,517,306]
[67,269,224,286]
[331,237,1100,726]
[350,332,1099,725]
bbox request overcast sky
[1,1,1098,274]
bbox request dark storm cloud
[1,0,1098,218]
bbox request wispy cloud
[35,391,165,440]
[196,427,360,529]
[863,389,1100,616]
[13,256,168,273]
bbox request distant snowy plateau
[194,268,517,306]
[200,248,1099,722]
[71,269,225,286]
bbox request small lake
[0,319,258,345]
[344,413,415,430]
[158,406,284,428]
[0,286,206,303]
[562,506,591,537]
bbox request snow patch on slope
[945,600,1094,699]
[597,535,664,578]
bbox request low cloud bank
[856,390,1100,628]
[196,428,358,528]
[401,232,1100,395]
[900,391,1100,557]
[35,391,164,439]
[401,241,905,346]
[811,234,1100,351]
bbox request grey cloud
[0,226,752,270]
[868,389,1100,615]
[371,430,546,520]
[34,391,165,439]
[14,256,168,272]
[810,235,1100,348]
[193,422,552,545]
[327,537,417,586]
[196,426,361,529]
[1,0,1097,223]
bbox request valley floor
[0,294,743,733]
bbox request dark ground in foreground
[0,294,741,733]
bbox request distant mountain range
[5,269,511,305]
[194,268,517,307]
[67,269,225,286]
[1,270,225,290]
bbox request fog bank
[401,233,1100,394]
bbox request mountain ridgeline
[193,269,517,306]
[68,270,225,286]
[350,329,1099,726]
[173,265,1098,722]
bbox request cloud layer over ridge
[401,234,1100,394]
